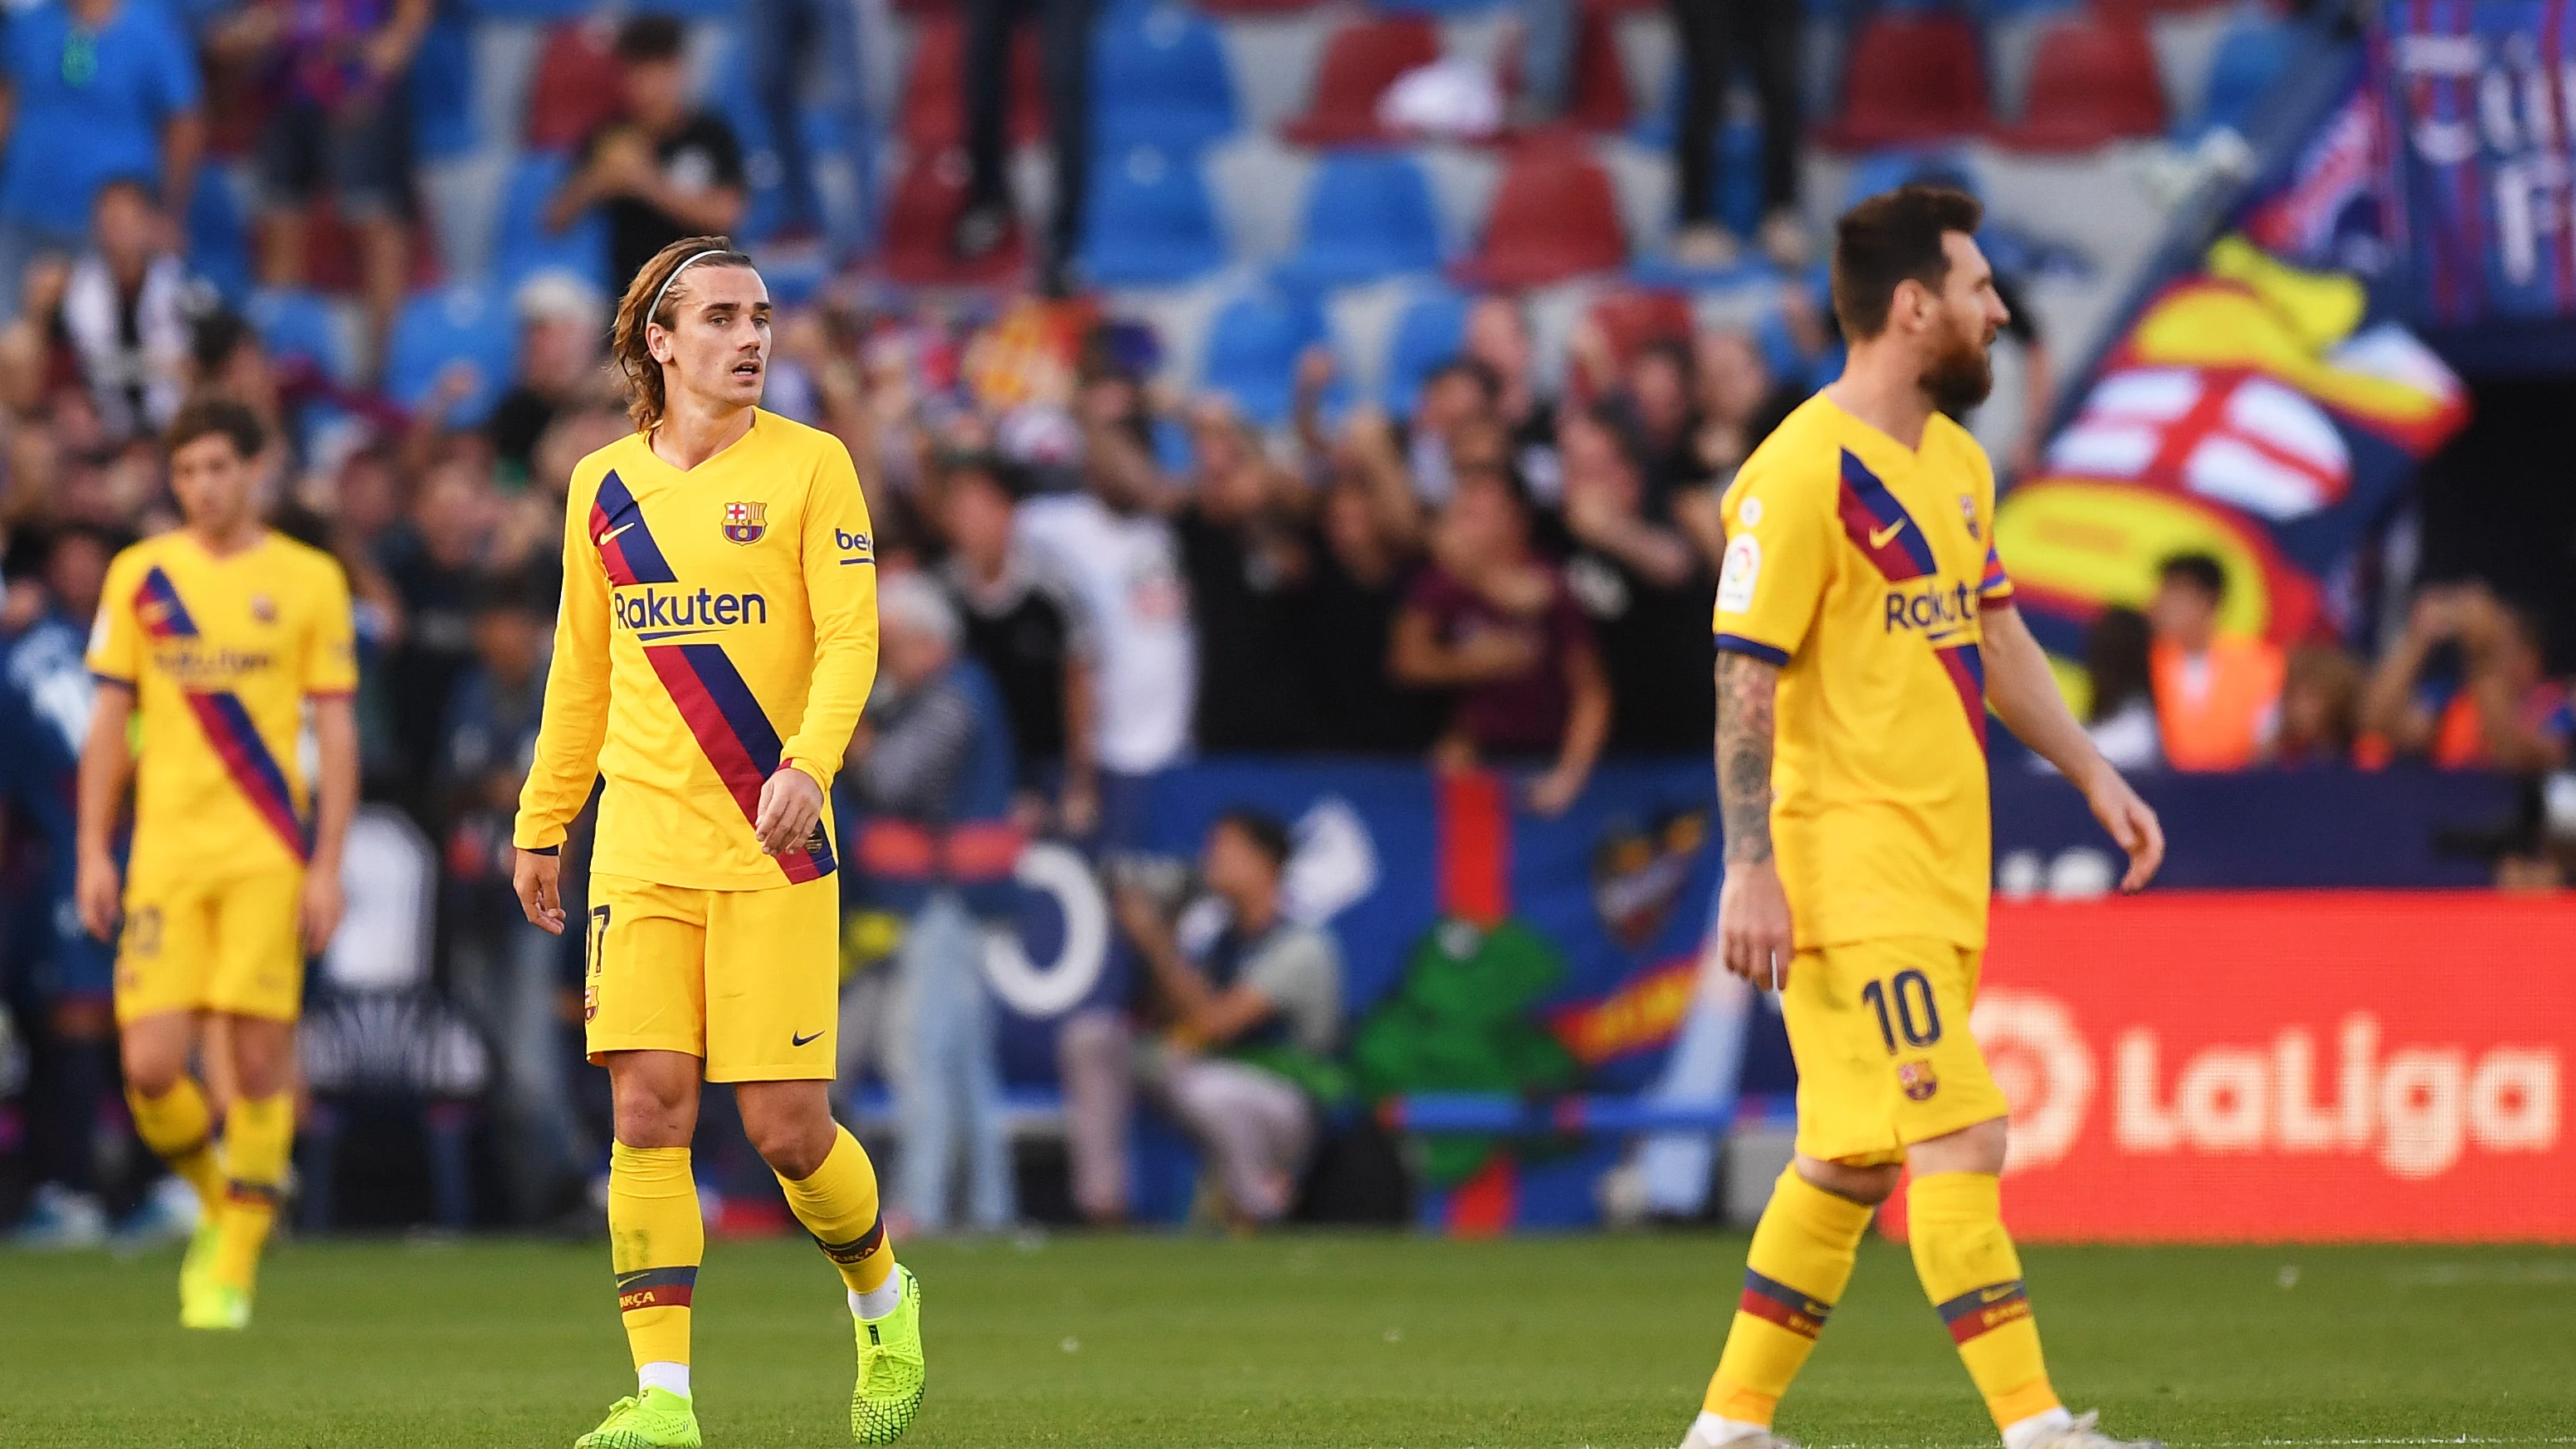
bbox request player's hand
[1715,859,1795,990]
[754,766,826,856]
[515,848,566,935]
[75,852,121,943]
[298,866,346,956]
[1525,764,1585,818]
[2081,765,2165,893]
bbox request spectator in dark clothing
[240,0,432,378]
[0,180,194,449]
[1612,338,1710,505]
[548,17,747,291]
[377,459,492,807]
[1668,0,1802,269]
[745,0,871,259]
[435,571,580,1226]
[1392,465,1609,815]
[1303,473,1439,754]
[1178,404,1317,753]
[937,454,1099,834]
[1559,407,1712,754]
[485,271,609,485]
[1464,296,1560,498]
[950,0,1094,295]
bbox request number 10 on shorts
[1861,968,1942,1052]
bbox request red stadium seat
[1588,289,1694,368]
[880,149,1027,287]
[300,206,444,297]
[1281,17,1442,147]
[1815,12,1991,150]
[1501,4,1632,134]
[1457,140,1626,287]
[899,17,1047,152]
[524,23,625,152]
[1998,15,2168,151]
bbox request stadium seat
[246,289,347,380]
[2188,18,2296,139]
[1076,144,1226,286]
[524,23,624,152]
[1379,287,1470,414]
[386,285,518,428]
[495,153,610,291]
[1998,14,2167,151]
[880,149,1028,288]
[1200,290,1339,427]
[900,17,1047,152]
[1093,1,1237,153]
[408,19,478,162]
[1816,12,1990,149]
[628,0,739,21]
[1503,5,1631,134]
[461,0,589,21]
[1281,17,1442,148]
[1586,289,1694,371]
[187,169,254,304]
[1276,151,1443,287]
[1457,140,1626,287]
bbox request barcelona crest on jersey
[722,500,767,544]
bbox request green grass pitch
[2,1233,2569,1447]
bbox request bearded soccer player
[511,237,920,1449]
[1681,186,2169,1449]
[77,399,360,1331]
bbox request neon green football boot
[851,1265,925,1444]
[177,1213,222,1309]
[573,1388,702,1449]
[179,1276,251,1331]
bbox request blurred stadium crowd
[0,0,2563,1245]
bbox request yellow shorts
[583,871,839,1082]
[1783,935,2009,1164]
[114,868,306,1025]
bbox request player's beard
[1919,316,1995,417]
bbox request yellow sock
[1909,1171,2062,1432]
[125,1077,225,1217]
[777,1126,895,1298]
[212,1092,293,1292]
[1704,1167,1877,1426]
[609,1143,702,1378]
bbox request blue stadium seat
[187,170,253,304]
[408,19,478,162]
[1200,289,1339,427]
[1076,144,1226,286]
[1842,146,1977,209]
[246,289,345,380]
[495,153,610,292]
[630,0,739,17]
[386,285,519,428]
[1092,1,1237,153]
[1276,151,1443,288]
[2189,19,2296,139]
[459,0,590,21]
[1378,287,1469,415]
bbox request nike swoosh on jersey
[792,1029,826,1046]
[1869,519,1906,549]
[597,521,637,545]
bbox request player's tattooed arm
[1715,651,1780,863]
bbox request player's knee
[1795,1154,1900,1205]
[223,1015,295,1100]
[1905,1115,2010,1177]
[121,1050,183,1100]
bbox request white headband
[646,248,731,329]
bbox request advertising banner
[1944,892,2574,1242]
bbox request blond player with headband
[513,237,921,1449]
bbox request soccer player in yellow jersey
[510,237,920,1449]
[1682,187,2170,1449]
[76,399,360,1332]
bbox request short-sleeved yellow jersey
[514,411,881,892]
[1713,393,2014,950]
[85,529,358,886]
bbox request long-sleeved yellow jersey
[515,411,879,890]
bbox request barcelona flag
[721,500,766,545]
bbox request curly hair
[610,236,757,432]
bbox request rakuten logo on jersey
[1883,581,1978,633]
[614,587,769,631]
[1973,990,2561,1181]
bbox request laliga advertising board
[1945,893,2575,1242]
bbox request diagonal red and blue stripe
[591,471,679,587]
[1836,450,1939,581]
[1934,640,1988,749]
[644,642,837,882]
[134,568,310,861]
